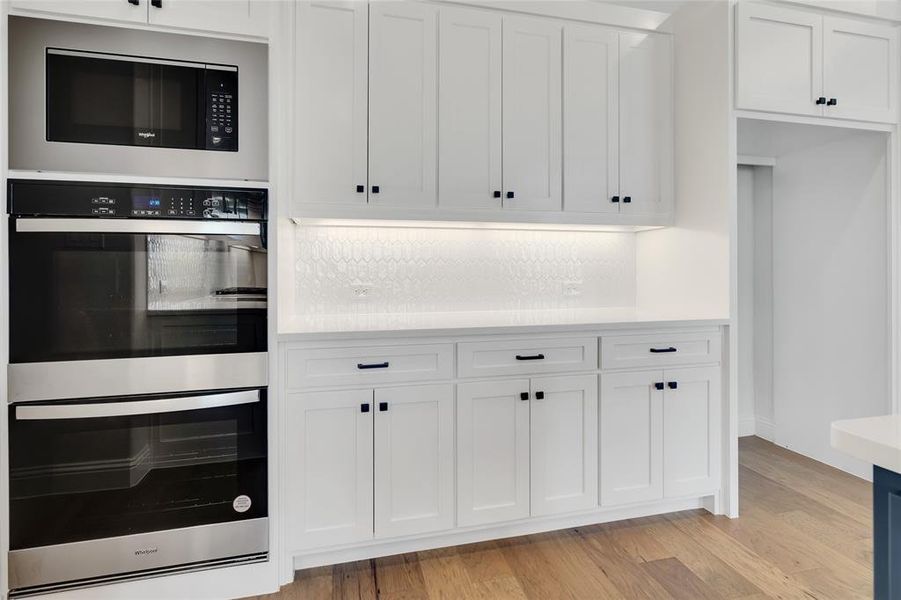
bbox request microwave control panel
[8,181,266,221]
[205,68,238,152]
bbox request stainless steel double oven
[6,179,269,596]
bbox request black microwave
[46,48,238,152]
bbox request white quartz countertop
[832,415,901,473]
[278,308,729,341]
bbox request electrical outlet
[562,281,583,298]
[350,283,374,300]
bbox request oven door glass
[46,50,202,149]
[9,225,267,363]
[9,389,268,550]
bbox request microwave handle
[15,218,261,237]
[15,390,259,421]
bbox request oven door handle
[15,218,261,236]
[15,390,260,420]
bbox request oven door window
[9,228,267,363]
[9,390,267,550]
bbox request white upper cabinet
[530,374,599,516]
[9,0,148,23]
[438,8,503,211]
[563,25,619,214]
[369,2,439,208]
[374,384,455,539]
[502,17,563,212]
[618,32,673,216]
[736,2,899,123]
[295,1,368,208]
[822,17,899,123]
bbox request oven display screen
[133,195,161,210]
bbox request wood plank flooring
[255,436,872,599]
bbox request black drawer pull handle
[668,382,678,389]
[816,96,827,105]
[611,195,620,203]
[379,402,388,412]
[827,98,837,106]
[372,185,380,194]
[520,392,530,401]
[361,403,370,413]
[357,362,389,370]
[535,391,545,400]
[515,354,545,361]
[128,0,140,5]
[506,191,515,199]
[356,184,365,193]
[622,196,632,203]
[151,0,161,7]
[493,190,501,198]
[649,347,677,353]
[654,382,664,391]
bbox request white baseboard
[755,417,776,441]
[738,416,756,437]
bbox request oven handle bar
[15,390,260,421]
[15,218,261,236]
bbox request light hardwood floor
[257,436,872,599]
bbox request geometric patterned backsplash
[294,224,636,315]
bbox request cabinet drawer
[286,344,454,389]
[600,331,721,370]
[457,338,597,378]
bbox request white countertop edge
[276,315,731,342]
[831,415,901,473]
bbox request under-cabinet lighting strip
[291,218,664,233]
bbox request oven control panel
[8,180,266,221]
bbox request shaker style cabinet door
[502,17,562,212]
[147,0,268,36]
[457,379,531,526]
[438,7,503,211]
[735,2,824,116]
[563,25,619,214]
[618,32,673,217]
[662,366,721,498]
[287,389,374,550]
[530,374,599,516]
[374,384,455,538]
[369,1,439,208]
[823,17,899,123]
[9,0,148,23]
[600,371,663,506]
[295,1,369,208]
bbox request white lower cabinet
[600,366,720,507]
[288,383,455,551]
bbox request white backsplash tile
[294,225,636,315]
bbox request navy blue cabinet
[874,465,901,599]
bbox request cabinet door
[530,374,598,516]
[662,366,721,498]
[823,17,899,123]
[9,0,148,23]
[600,371,663,506]
[502,17,562,212]
[618,32,673,217]
[563,25,619,214]
[147,0,268,36]
[374,384,455,538]
[735,2,824,116]
[295,1,368,208]
[438,8,503,210]
[457,379,531,526]
[369,1,438,208]
[287,389,373,550]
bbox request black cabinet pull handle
[493,190,501,198]
[515,354,545,361]
[128,0,140,5]
[520,392,529,401]
[361,403,370,413]
[649,347,677,353]
[611,195,620,203]
[622,196,632,203]
[372,185,380,194]
[357,361,389,370]
[668,382,678,389]
[356,185,365,193]
[379,402,388,412]
[151,0,161,6]
[535,391,545,400]
[506,191,515,199]
[816,96,827,105]
[827,98,837,106]
[654,382,664,391]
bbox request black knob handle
[827,98,837,106]
[361,403,370,413]
[535,391,545,400]
[128,0,140,5]
[379,402,388,412]
[816,96,827,105]
[520,392,529,401]
[506,191,514,199]
[372,185,380,194]
[622,196,632,203]
[151,0,161,7]
[654,382,664,391]
[356,185,365,193]
[668,382,678,389]
[611,195,620,203]
[493,190,501,198]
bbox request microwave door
[155,62,202,150]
